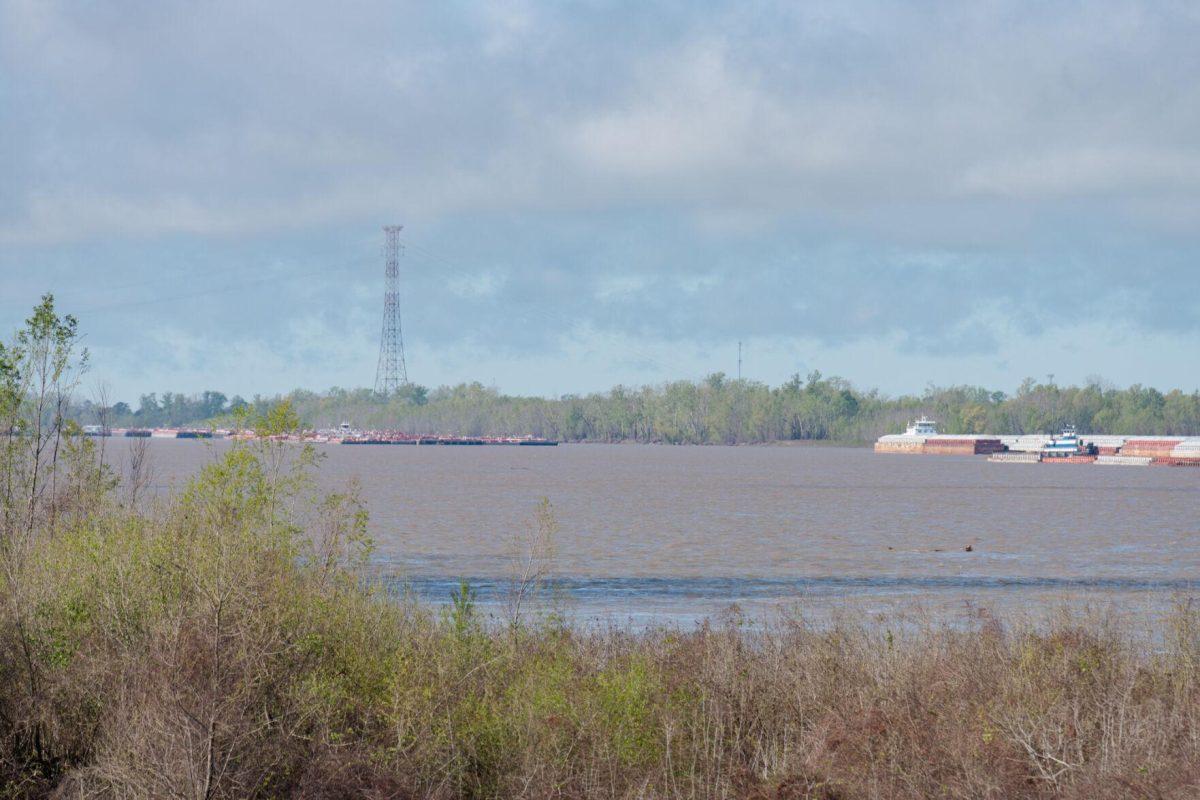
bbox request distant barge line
[876,418,1199,467]
[81,426,557,446]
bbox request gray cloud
[1,0,1198,395]
[5,1,1200,238]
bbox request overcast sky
[2,0,1198,402]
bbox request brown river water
[116,439,1200,625]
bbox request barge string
[875,418,1200,467]
[80,426,558,446]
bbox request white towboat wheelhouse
[1043,424,1095,457]
[905,417,939,436]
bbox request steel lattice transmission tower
[374,225,409,394]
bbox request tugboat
[905,417,939,436]
[1042,425,1096,458]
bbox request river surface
[118,440,1200,625]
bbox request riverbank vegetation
[84,374,1200,444]
[6,297,1200,797]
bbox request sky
[2,0,1198,404]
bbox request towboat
[1042,425,1096,458]
[905,417,939,436]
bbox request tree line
[84,373,1200,443]
[75,390,249,428]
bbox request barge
[879,419,1200,467]
[97,423,556,446]
[341,435,557,446]
[874,418,1005,456]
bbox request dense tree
[76,375,1200,443]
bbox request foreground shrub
[0,426,1196,797]
[0,296,1196,797]
[7,495,1200,800]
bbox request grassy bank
[2,437,1199,798]
[3,298,1199,798]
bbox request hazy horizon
[4,1,1199,400]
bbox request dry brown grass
[1,397,1197,797]
[4,517,1200,800]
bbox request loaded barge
[874,418,1006,456]
[336,422,556,445]
[876,419,1200,467]
[85,424,557,446]
[341,435,557,446]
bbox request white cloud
[570,39,761,174]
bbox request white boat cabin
[905,417,939,436]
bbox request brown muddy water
[116,439,1200,625]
